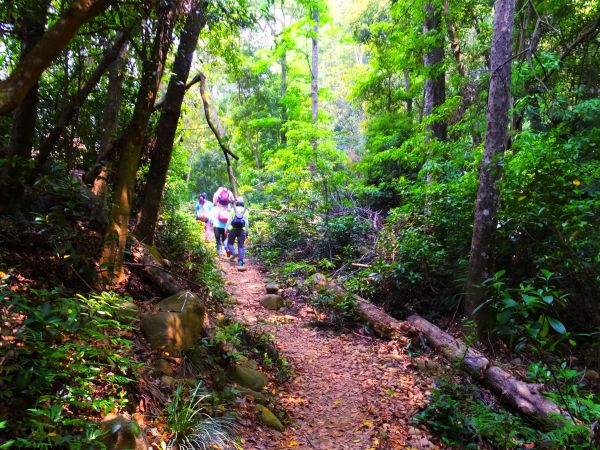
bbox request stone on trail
[260,294,284,310]
[233,364,268,391]
[265,283,280,294]
[255,405,284,431]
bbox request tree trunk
[403,69,412,113]
[0,0,113,116]
[280,52,287,145]
[37,32,127,170]
[0,0,50,213]
[423,2,447,142]
[465,0,515,333]
[198,73,240,198]
[136,0,207,244]
[86,37,129,196]
[311,9,319,123]
[98,1,177,285]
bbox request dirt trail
[219,258,443,450]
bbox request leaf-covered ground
[219,258,447,449]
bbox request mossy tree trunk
[98,1,177,285]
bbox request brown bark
[280,52,288,145]
[311,10,319,123]
[465,0,515,333]
[423,2,447,142]
[86,38,129,195]
[0,0,113,116]
[136,0,207,244]
[403,69,412,113]
[198,72,240,198]
[444,1,466,78]
[37,32,127,169]
[99,1,177,285]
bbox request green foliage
[483,270,571,352]
[315,214,372,263]
[310,289,358,323]
[417,378,599,449]
[155,200,228,305]
[164,383,237,449]
[251,209,317,268]
[0,286,140,449]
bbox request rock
[265,283,280,294]
[160,375,176,388]
[233,365,268,391]
[584,369,599,383]
[260,294,284,310]
[141,291,205,353]
[152,358,173,376]
[255,405,284,431]
[157,290,204,315]
[237,266,247,272]
[100,414,149,450]
[235,386,267,403]
[237,356,259,370]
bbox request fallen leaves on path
[219,258,446,449]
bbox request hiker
[195,193,213,241]
[226,198,249,267]
[213,186,233,207]
[212,187,232,255]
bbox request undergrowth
[0,281,140,449]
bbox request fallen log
[354,294,570,426]
[355,296,406,339]
[406,315,570,426]
[130,238,183,296]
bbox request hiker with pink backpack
[212,187,233,255]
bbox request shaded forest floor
[218,257,446,449]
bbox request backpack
[231,206,246,229]
[217,189,230,205]
[216,206,229,223]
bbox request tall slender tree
[422,1,447,143]
[136,0,208,244]
[465,0,515,334]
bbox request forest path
[218,258,443,449]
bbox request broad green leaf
[547,317,566,334]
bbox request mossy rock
[256,405,284,431]
[100,414,148,450]
[152,358,173,376]
[233,364,268,391]
[235,386,267,403]
[265,283,280,294]
[158,290,204,316]
[237,356,259,370]
[260,294,284,310]
[141,310,203,353]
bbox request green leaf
[547,317,566,335]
